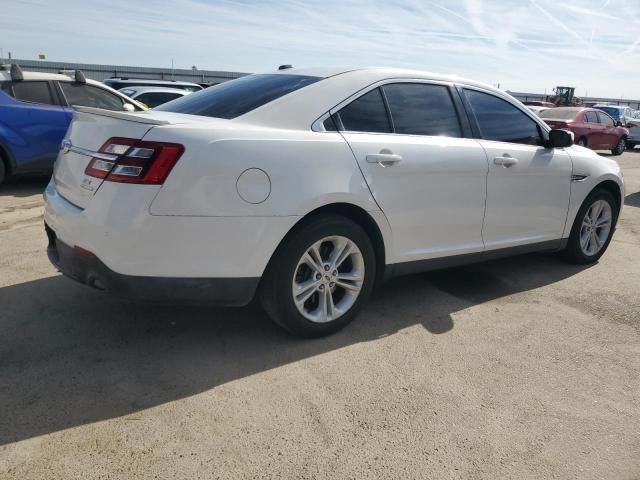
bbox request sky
[2,0,639,98]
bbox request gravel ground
[1,150,639,479]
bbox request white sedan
[44,67,624,337]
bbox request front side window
[381,83,461,137]
[59,83,127,111]
[584,111,599,124]
[156,74,321,119]
[465,89,542,145]
[337,88,392,133]
[597,112,614,126]
[7,81,56,105]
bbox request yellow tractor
[546,86,581,106]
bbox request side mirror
[123,103,135,112]
[548,129,573,148]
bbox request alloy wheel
[580,199,612,256]
[292,236,364,323]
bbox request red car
[539,107,629,155]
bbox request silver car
[117,86,191,108]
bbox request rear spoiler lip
[72,106,172,125]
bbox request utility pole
[171,58,174,81]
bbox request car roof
[594,104,625,109]
[274,66,493,89]
[119,86,191,95]
[0,70,73,82]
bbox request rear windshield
[539,109,578,120]
[155,74,321,119]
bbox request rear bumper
[46,224,259,306]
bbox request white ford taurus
[44,67,624,336]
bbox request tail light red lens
[85,137,184,185]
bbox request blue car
[593,104,633,126]
[0,65,145,185]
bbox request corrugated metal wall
[10,58,248,84]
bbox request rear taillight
[85,137,184,185]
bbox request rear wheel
[564,189,618,264]
[0,160,5,187]
[259,214,376,337]
[627,142,636,150]
[577,137,588,148]
[611,137,626,156]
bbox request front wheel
[259,215,376,337]
[611,137,626,156]
[564,189,618,264]
[577,137,588,148]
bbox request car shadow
[625,192,640,208]
[0,176,50,198]
[0,252,589,446]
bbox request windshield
[539,109,578,120]
[155,74,321,119]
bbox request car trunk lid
[53,107,202,208]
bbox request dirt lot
[1,150,639,479]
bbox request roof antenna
[278,64,293,70]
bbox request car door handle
[494,156,518,167]
[366,153,402,167]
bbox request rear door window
[381,83,461,137]
[336,88,392,133]
[584,111,599,124]
[8,81,57,105]
[59,83,127,111]
[465,89,542,145]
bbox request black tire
[611,137,626,156]
[627,142,636,150]
[0,159,5,187]
[563,189,618,264]
[577,137,588,148]
[259,214,376,337]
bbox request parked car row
[539,107,629,155]
[0,65,148,185]
[0,65,204,185]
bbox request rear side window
[382,83,461,137]
[59,83,127,111]
[584,111,599,123]
[465,89,542,145]
[597,112,614,126]
[156,74,321,119]
[6,81,56,105]
[135,92,183,108]
[337,88,392,133]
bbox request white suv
[44,67,624,337]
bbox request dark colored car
[539,107,629,155]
